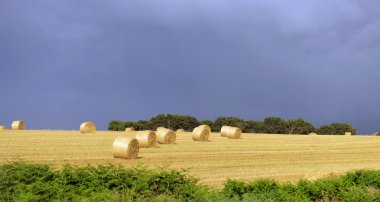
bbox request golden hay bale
[198,125,211,133]
[125,127,135,132]
[192,127,209,141]
[0,126,7,131]
[156,127,166,131]
[220,126,231,137]
[112,137,139,159]
[345,132,352,136]
[225,126,241,139]
[12,120,25,130]
[135,130,157,148]
[176,129,185,133]
[80,122,96,133]
[309,132,317,136]
[156,128,176,144]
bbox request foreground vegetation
[109,114,357,135]
[1,162,380,201]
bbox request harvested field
[1,130,380,187]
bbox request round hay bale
[309,132,317,136]
[156,128,176,144]
[112,137,139,159]
[0,126,7,131]
[125,127,135,132]
[220,126,231,137]
[192,127,209,141]
[225,126,241,139]
[176,129,185,133]
[80,122,96,133]
[345,132,352,136]
[198,125,211,133]
[156,127,166,131]
[135,130,157,148]
[12,120,25,130]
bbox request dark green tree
[285,119,316,134]
[317,123,356,135]
[263,117,287,134]
[148,114,170,130]
[147,114,199,131]
[244,120,266,133]
[168,114,199,131]
[108,120,124,131]
[131,120,150,131]
[213,117,245,132]
[122,122,135,130]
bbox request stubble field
[1,130,380,187]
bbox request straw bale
[345,132,352,136]
[192,127,209,141]
[198,125,211,133]
[225,126,241,139]
[125,127,135,132]
[309,132,317,136]
[156,128,176,144]
[0,126,7,131]
[176,129,185,133]
[135,130,157,148]
[80,122,96,133]
[156,127,166,131]
[12,120,25,130]
[112,137,139,159]
[220,126,231,137]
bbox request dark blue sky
[1,1,379,133]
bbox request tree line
[108,114,356,135]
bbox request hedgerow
[1,162,379,201]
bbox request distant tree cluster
[108,114,356,135]
[108,114,199,132]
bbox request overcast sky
[0,1,379,133]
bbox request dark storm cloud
[0,0,379,133]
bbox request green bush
[224,170,380,201]
[0,162,208,201]
[1,162,380,201]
